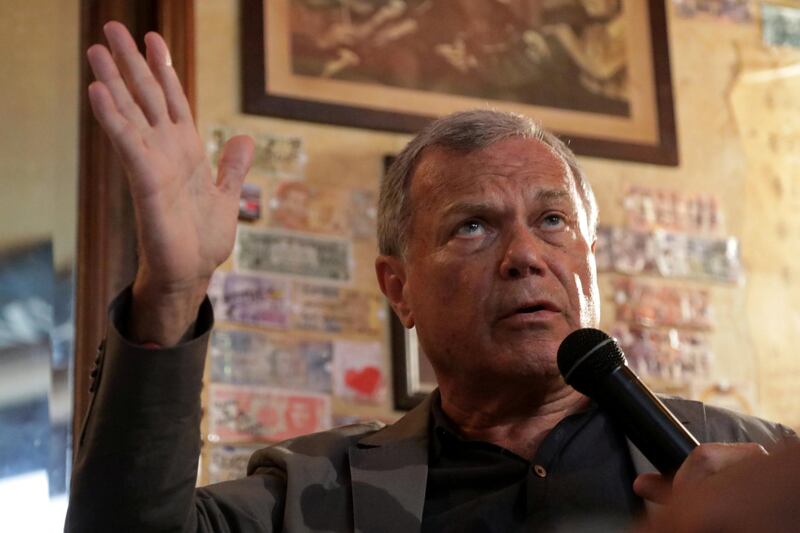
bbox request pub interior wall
[196,0,800,432]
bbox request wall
[195,0,800,430]
[0,0,79,270]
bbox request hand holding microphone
[557,328,769,509]
[557,327,699,475]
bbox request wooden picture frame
[242,0,678,165]
[390,312,437,411]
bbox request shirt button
[533,464,547,478]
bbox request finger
[633,472,672,505]
[87,44,149,130]
[216,135,255,196]
[144,32,193,123]
[87,81,144,165]
[103,21,169,126]
[678,442,767,486]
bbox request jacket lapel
[349,394,433,533]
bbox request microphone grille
[557,328,626,395]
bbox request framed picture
[242,0,678,165]
[389,312,437,411]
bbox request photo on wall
[242,0,678,165]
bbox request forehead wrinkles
[410,140,573,215]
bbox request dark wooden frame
[389,312,435,411]
[241,0,678,165]
[74,0,195,456]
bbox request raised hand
[86,21,254,345]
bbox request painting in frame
[242,0,678,165]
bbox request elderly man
[66,22,794,532]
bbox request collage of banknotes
[604,186,725,387]
[203,127,390,482]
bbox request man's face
[391,137,599,384]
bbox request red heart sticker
[345,366,382,396]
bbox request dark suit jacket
[65,291,797,532]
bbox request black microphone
[557,328,699,475]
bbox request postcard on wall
[597,226,742,283]
[672,0,752,23]
[610,323,713,383]
[207,125,307,178]
[208,384,332,443]
[208,271,290,329]
[235,226,353,283]
[268,180,353,235]
[349,189,378,240]
[210,328,333,393]
[332,340,386,405]
[623,186,723,235]
[207,444,264,484]
[290,282,385,336]
[613,278,713,330]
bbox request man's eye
[456,220,486,236]
[542,214,566,229]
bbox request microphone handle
[596,365,699,475]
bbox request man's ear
[375,255,414,328]
[591,238,597,254]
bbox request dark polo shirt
[421,394,643,532]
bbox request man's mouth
[510,301,560,316]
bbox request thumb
[633,472,672,505]
[216,134,255,196]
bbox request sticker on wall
[210,328,332,393]
[235,226,353,283]
[239,183,262,222]
[332,340,386,405]
[208,384,332,443]
[208,271,290,329]
[290,282,385,336]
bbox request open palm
[87,22,253,343]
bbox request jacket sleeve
[701,402,799,448]
[65,288,285,533]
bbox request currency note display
[208,271,290,328]
[610,323,713,382]
[210,328,332,393]
[613,279,713,330]
[595,226,741,283]
[207,445,263,484]
[290,282,384,336]
[235,226,352,283]
[208,384,332,443]
[207,126,306,178]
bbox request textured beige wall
[196,1,800,429]
[0,0,80,269]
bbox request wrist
[129,273,210,347]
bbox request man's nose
[498,226,547,279]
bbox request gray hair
[377,109,599,257]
